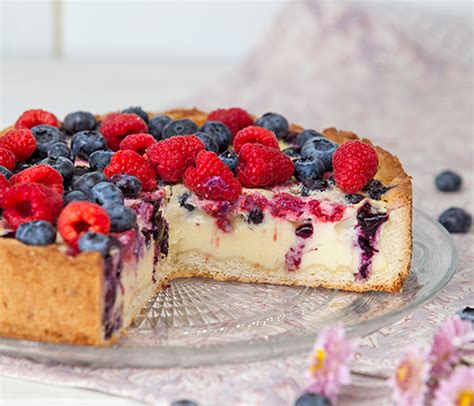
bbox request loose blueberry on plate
[301,137,338,170]
[64,190,90,205]
[89,150,114,172]
[104,203,137,232]
[283,147,301,159]
[48,142,75,162]
[194,132,219,153]
[255,112,289,139]
[40,156,75,183]
[71,130,107,160]
[79,232,113,256]
[248,207,264,224]
[122,106,149,124]
[200,121,232,152]
[0,166,12,179]
[15,220,56,246]
[295,393,331,406]
[110,174,142,198]
[148,115,172,141]
[294,157,325,183]
[162,119,198,139]
[170,400,199,406]
[219,151,239,173]
[435,170,462,192]
[72,171,107,195]
[63,111,97,134]
[296,129,323,149]
[31,125,65,158]
[438,207,472,233]
[90,182,124,206]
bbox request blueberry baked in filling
[0,107,412,345]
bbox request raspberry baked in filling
[0,107,412,345]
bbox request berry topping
[72,171,107,195]
[0,173,11,194]
[300,178,329,196]
[282,147,301,158]
[363,179,388,200]
[200,121,232,152]
[58,202,110,247]
[332,141,379,194]
[294,157,325,184]
[99,113,148,151]
[64,190,90,205]
[194,132,219,153]
[295,393,331,406]
[71,130,107,160]
[219,150,239,173]
[345,193,365,204]
[0,147,17,171]
[48,142,75,162]
[247,207,264,225]
[309,200,345,222]
[89,150,114,172]
[255,112,289,140]
[295,129,322,148]
[121,106,149,124]
[0,129,37,161]
[162,119,199,139]
[10,165,64,195]
[301,137,338,169]
[435,170,462,192]
[15,220,56,246]
[236,143,294,188]
[148,115,171,141]
[1,183,63,229]
[119,133,156,155]
[90,182,124,206]
[146,135,204,183]
[233,126,279,153]
[438,207,472,233]
[63,111,97,134]
[207,107,254,138]
[40,156,75,184]
[110,174,142,198]
[104,150,157,191]
[103,203,137,232]
[271,193,305,219]
[0,166,12,179]
[31,125,65,158]
[15,109,59,130]
[79,232,113,256]
[178,193,195,211]
[184,150,242,202]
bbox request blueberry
[301,137,338,169]
[178,193,195,212]
[148,115,172,141]
[363,179,388,200]
[295,223,314,239]
[219,151,239,173]
[294,157,325,183]
[255,112,289,139]
[48,142,75,162]
[435,170,462,192]
[79,232,113,256]
[194,132,219,153]
[90,182,124,206]
[248,207,264,224]
[73,166,91,178]
[110,174,142,198]
[457,307,474,324]
[89,150,114,172]
[283,147,301,159]
[71,130,107,160]
[63,111,97,134]
[295,393,331,406]
[72,171,107,195]
[345,194,365,204]
[64,190,90,205]
[104,204,137,232]
[40,156,75,183]
[170,400,199,406]
[200,121,232,152]
[438,207,472,233]
[31,125,65,158]
[122,106,149,124]
[162,119,198,139]
[0,166,12,179]
[15,220,56,246]
[295,129,323,148]
[300,178,328,196]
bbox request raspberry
[270,193,305,220]
[207,107,254,138]
[15,109,59,129]
[147,135,205,183]
[184,150,242,202]
[332,141,379,194]
[0,129,37,161]
[99,113,148,151]
[104,150,157,191]
[1,183,63,229]
[58,202,110,247]
[11,165,64,195]
[237,144,294,188]
[233,126,279,153]
[119,133,156,155]
[0,174,10,194]
[100,112,121,126]
[0,147,17,170]
[308,200,345,222]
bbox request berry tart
[0,107,412,345]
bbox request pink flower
[433,366,474,406]
[389,346,430,406]
[305,325,358,401]
[429,316,474,381]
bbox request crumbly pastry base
[0,108,412,345]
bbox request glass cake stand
[0,208,458,368]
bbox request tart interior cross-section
[0,107,412,345]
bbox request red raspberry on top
[184,150,242,202]
[100,113,148,151]
[332,140,379,194]
[236,143,294,188]
[207,107,254,138]
[15,109,59,129]
[147,135,205,183]
[119,133,156,156]
[0,129,37,161]
[1,183,63,229]
[58,202,110,247]
[100,112,121,126]
[104,149,157,191]
[0,174,10,195]
[233,126,279,153]
[11,165,64,195]
[0,147,17,171]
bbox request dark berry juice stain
[248,207,264,224]
[102,242,123,339]
[178,193,195,212]
[363,180,389,200]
